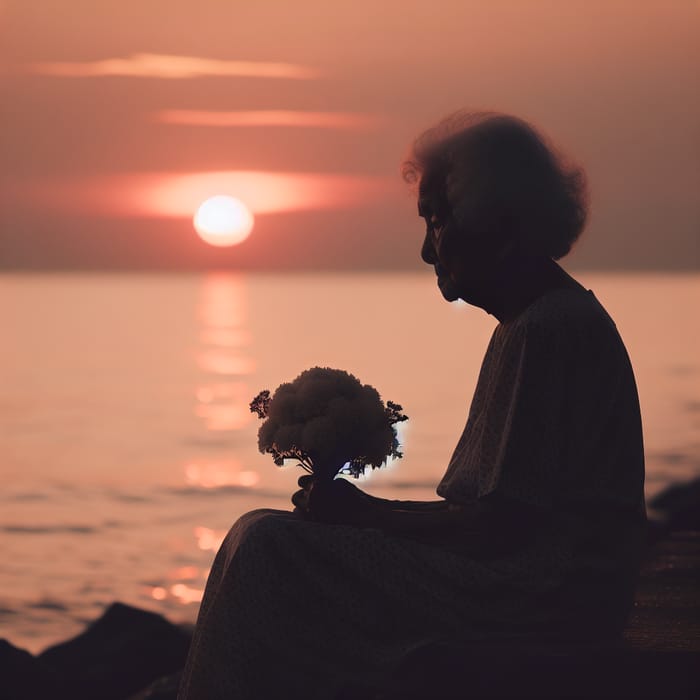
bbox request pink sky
[1,0,698,269]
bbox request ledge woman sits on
[178,111,647,700]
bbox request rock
[371,641,700,699]
[650,477,700,531]
[0,639,56,700]
[37,602,191,700]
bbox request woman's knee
[229,507,293,543]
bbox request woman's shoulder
[511,286,619,343]
[496,286,631,376]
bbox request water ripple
[166,484,288,499]
[0,524,97,535]
[27,599,69,612]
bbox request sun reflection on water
[199,327,252,347]
[194,275,255,432]
[168,566,200,581]
[197,351,256,376]
[166,273,258,605]
[194,526,226,552]
[185,460,260,489]
[151,586,167,601]
[169,583,204,605]
[148,566,212,606]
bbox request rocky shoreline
[3,478,699,700]
[1,602,191,700]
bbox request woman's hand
[292,475,378,526]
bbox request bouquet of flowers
[249,367,408,482]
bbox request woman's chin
[437,275,461,302]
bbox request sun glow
[193,195,254,247]
[25,171,395,220]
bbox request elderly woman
[179,112,647,700]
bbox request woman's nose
[421,232,437,265]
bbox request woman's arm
[366,503,480,541]
[293,475,450,514]
[371,497,451,513]
[296,479,550,558]
[374,497,551,557]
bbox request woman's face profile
[418,186,509,304]
[418,195,461,302]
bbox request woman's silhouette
[178,111,647,699]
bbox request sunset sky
[1,0,698,270]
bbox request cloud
[20,171,397,218]
[28,53,320,80]
[154,110,384,130]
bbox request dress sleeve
[476,311,630,511]
[438,291,645,516]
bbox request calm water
[1,272,699,652]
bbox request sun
[193,195,254,247]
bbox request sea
[1,271,699,653]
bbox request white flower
[250,367,408,480]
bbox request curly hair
[401,111,589,260]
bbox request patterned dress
[178,287,647,700]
